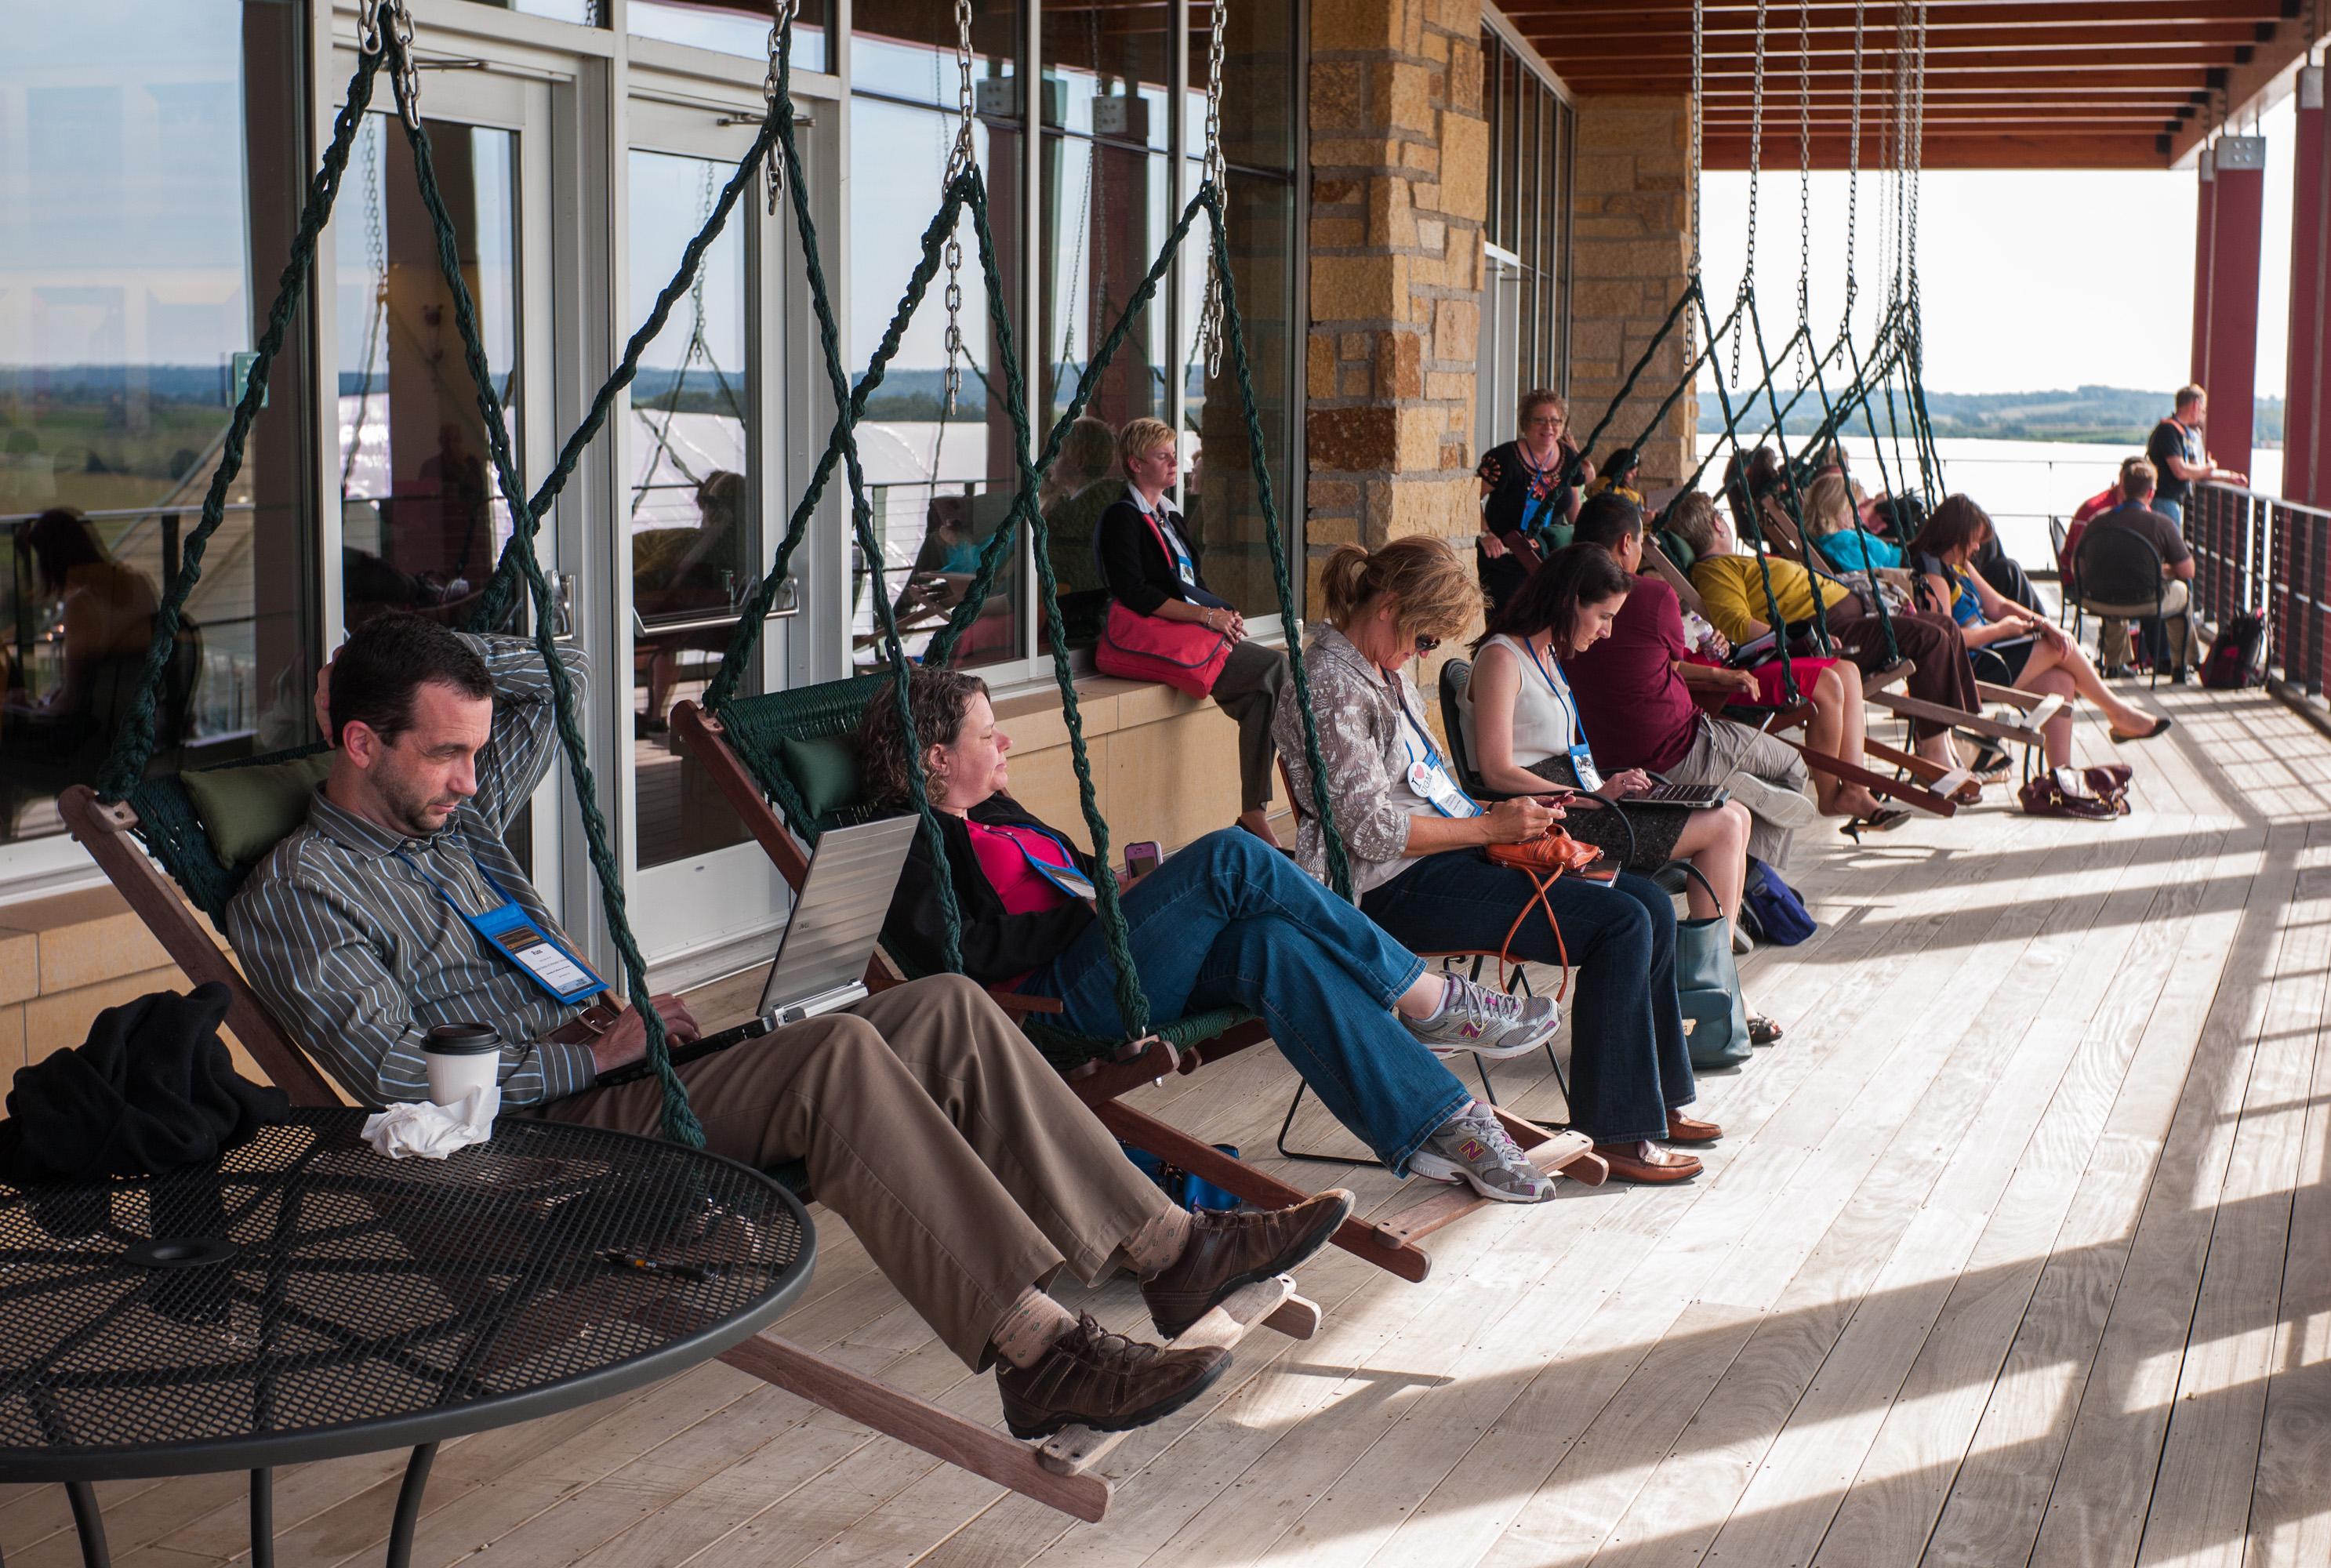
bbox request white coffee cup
[423,1022,503,1108]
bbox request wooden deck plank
[27,689,2331,1568]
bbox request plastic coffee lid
[423,1022,501,1055]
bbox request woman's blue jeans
[1023,829,1469,1174]
[1360,853,1694,1144]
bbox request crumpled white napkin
[362,1086,500,1160]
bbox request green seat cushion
[779,734,863,818]
[180,752,335,869]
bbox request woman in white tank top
[1460,546,1779,1042]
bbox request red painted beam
[2286,67,2329,508]
[2195,137,2266,478]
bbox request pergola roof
[1503,0,2323,169]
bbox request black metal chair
[2073,524,2189,687]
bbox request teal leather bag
[1663,859,1753,1068]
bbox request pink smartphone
[1124,841,1162,877]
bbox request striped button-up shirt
[227,636,599,1109]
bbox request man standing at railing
[2146,385,2247,527]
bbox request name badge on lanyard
[1527,641,1603,793]
[398,850,611,1007]
[1009,827,1098,901]
[1400,711,1482,818]
[1157,513,1200,589]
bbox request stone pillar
[1566,94,1697,491]
[1305,0,1489,601]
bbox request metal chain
[1194,0,1231,379]
[1906,0,1924,302]
[1795,0,1811,381]
[1737,0,1768,383]
[763,0,798,213]
[342,120,389,496]
[376,0,421,129]
[1843,0,1862,322]
[940,0,976,412]
[1687,0,1703,367]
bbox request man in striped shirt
[227,612,1349,1438]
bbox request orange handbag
[1480,830,1601,991]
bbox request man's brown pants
[537,975,1170,1368]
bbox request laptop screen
[756,813,922,1018]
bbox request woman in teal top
[1804,472,1908,576]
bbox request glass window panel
[460,0,597,22]
[629,0,830,74]
[626,147,755,865]
[336,114,519,639]
[1481,32,1502,240]
[847,93,1022,669]
[3,0,318,848]
[1183,168,1296,622]
[1037,139,1167,641]
[853,0,1022,111]
[1186,0,1296,173]
[1519,83,1539,389]
[1047,1,1169,151]
[1498,52,1520,255]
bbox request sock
[1402,971,1456,1022]
[989,1288,1079,1370]
[1120,1204,1196,1279]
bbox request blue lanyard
[976,822,1096,901]
[394,845,609,1005]
[1524,640,1586,745]
[1135,489,1200,586]
[1400,704,1448,771]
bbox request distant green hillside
[1698,384,2285,445]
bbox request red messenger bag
[1093,507,1234,698]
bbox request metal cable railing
[2189,480,2331,702]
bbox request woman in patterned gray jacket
[1273,536,1715,1185]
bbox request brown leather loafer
[1595,1142,1703,1184]
[995,1314,1232,1439]
[1140,1189,1354,1338]
[1665,1112,1723,1144]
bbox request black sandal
[1840,807,1912,840]
[1748,1015,1785,1046]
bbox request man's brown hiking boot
[995,1315,1231,1439]
[1138,1189,1353,1338]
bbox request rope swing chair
[670,0,1595,1275]
[53,0,1364,1518]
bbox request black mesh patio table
[0,1108,814,1568]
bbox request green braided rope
[1693,289,1803,707]
[1204,185,1353,898]
[922,183,1210,668]
[1740,292,1833,658]
[751,31,968,974]
[99,52,383,801]
[963,183,1149,1036]
[466,78,790,635]
[1560,278,1701,495]
[383,45,701,1147]
[1801,320,1902,668]
[699,118,969,714]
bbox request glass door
[619,96,789,963]
[325,56,557,873]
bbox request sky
[1696,94,2300,399]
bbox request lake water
[1695,435,2282,572]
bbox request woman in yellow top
[1666,491,1984,770]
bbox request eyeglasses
[1414,633,1442,655]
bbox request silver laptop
[750,812,922,1025]
[595,812,920,1084]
